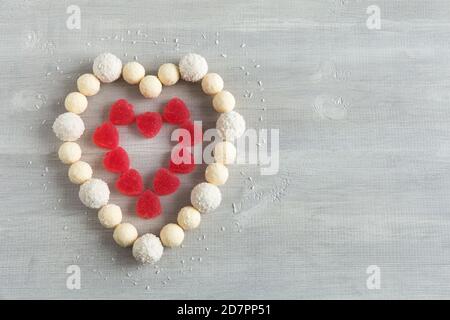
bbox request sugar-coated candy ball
[216,111,246,141]
[202,73,224,95]
[79,178,110,209]
[205,163,229,185]
[77,73,100,96]
[93,52,122,83]
[58,142,82,164]
[177,206,201,230]
[160,223,185,248]
[122,61,145,85]
[214,141,237,165]
[158,63,180,86]
[179,53,208,82]
[213,90,235,113]
[191,182,222,213]
[68,161,93,184]
[64,92,88,114]
[113,223,138,248]
[132,233,164,264]
[98,204,122,229]
[52,112,85,142]
[139,75,162,98]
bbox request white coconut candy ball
[52,112,85,142]
[78,178,110,209]
[58,142,82,164]
[214,141,237,165]
[202,73,224,95]
[216,111,246,141]
[132,233,164,264]
[98,204,122,229]
[179,53,208,82]
[93,52,122,83]
[177,206,201,230]
[205,163,229,185]
[64,92,88,114]
[113,223,138,248]
[213,90,235,113]
[122,61,145,85]
[68,161,93,184]
[191,182,222,213]
[158,63,180,86]
[77,73,100,96]
[160,223,185,248]
[139,75,162,98]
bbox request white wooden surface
[1,0,450,299]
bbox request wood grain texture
[1,0,450,299]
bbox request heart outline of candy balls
[93,97,202,219]
[52,52,246,264]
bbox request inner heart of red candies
[92,97,201,219]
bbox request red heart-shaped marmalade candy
[153,168,180,196]
[169,148,196,174]
[103,147,130,173]
[109,99,135,125]
[162,97,191,125]
[179,120,203,146]
[116,168,143,196]
[93,122,119,149]
[136,112,163,138]
[136,190,161,219]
